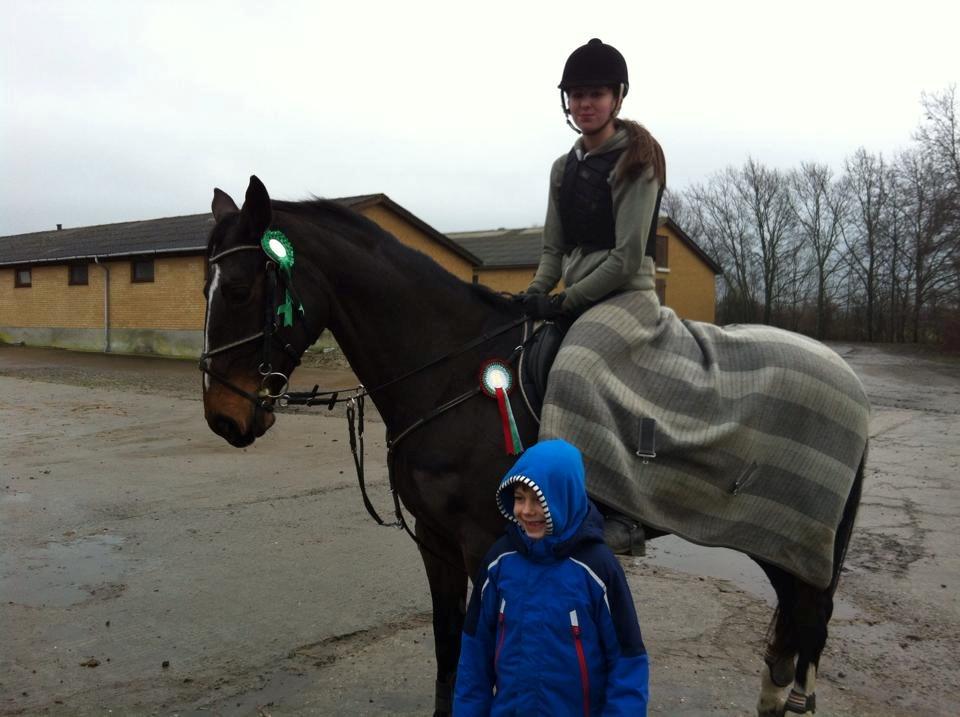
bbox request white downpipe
[93,256,110,352]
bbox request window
[655,279,666,305]
[15,268,31,287]
[69,264,89,285]
[131,258,155,283]
[655,235,669,269]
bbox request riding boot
[603,513,645,556]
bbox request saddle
[518,321,566,420]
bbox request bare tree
[914,86,960,326]
[689,168,759,322]
[790,163,848,338]
[897,148,959,341]
[735,158,796,325]
[842,148,889,341]
[660,187,703,243]
[915,86,960,192]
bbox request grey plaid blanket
[540,291,870,589]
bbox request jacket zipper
[570,609,590,717]
[494,598,506,672]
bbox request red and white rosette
[480,360,524,456]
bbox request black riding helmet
[559,38,629,95]
[558,38,628,134]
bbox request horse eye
[222,283,253,304]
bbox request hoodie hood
[497,440,592,557]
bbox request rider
[519,39,666,552]
[520,38,666,320]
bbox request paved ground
[1,342,958,716]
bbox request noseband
[199,243,305,413]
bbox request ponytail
[614,119,666,188]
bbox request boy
[454,439,649,716]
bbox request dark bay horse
[201,176,864,717]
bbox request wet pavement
[1,342,958,716]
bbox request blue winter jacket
[454,440,649,716]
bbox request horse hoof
[784,689,816,714]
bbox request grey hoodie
[528,127,661,312]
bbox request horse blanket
[540,291,870,589]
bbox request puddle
[641,534,857,619]
[644,534,776,602]
[0,533,126,607]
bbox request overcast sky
[1,0,957,237]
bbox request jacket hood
[574,126,629,157]
[497,440,598,558]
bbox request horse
[200,176,865,717]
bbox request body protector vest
[558,147,664,261]
[558,147,623,255]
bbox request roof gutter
[93,256,110,352]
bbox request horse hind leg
[781,581,831,715]
[756,581,828,716]
[756,563,798,717]
[781,447,866,715]
[758,446,866,715]
[758,642,797,716]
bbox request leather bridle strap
[202,363,274,412]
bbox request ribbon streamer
[481,360,523,456]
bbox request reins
[282,317,530,551]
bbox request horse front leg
[416,519,468,717]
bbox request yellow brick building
[450,217,721,322]
[0,196,478,357]
[1,200,715,358]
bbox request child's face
[513,484,547,539]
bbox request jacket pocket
[569,609,591,717]
[494,598,506,673]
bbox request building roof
[0,195,479,268]
[448,216,723,274]
[446,227,544,269]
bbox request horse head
[201,176,323,446]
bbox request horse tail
[828,443,867,597]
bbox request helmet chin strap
[560,89,582,135]
[560,82,626,136]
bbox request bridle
[199,235,534,553]
[199,243,307,413]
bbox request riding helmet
[558,38,629,96]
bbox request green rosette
[261,230,295,272]
[260,230,302,327]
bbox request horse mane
[271,198,515,311]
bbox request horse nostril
[213,415,240,442]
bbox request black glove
[516,291,567,320]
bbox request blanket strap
[635,417,657,463]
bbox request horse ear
[211,188,239,222]
[243,175,272,235]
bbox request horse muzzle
[203,373,277,446]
